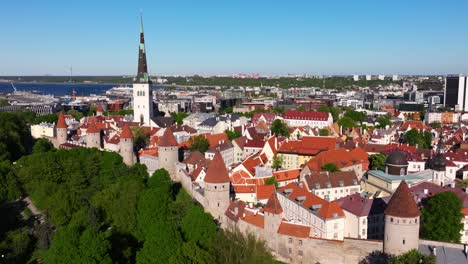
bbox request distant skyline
[1,0,468,76]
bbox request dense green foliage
[318,105,341,122]
[337,116,357,129]
[265,176,279,190]
[0,98,10,107]
[0,160,21,203]
[132,127,149,151]
[404,129,432,149]
[376,116,392,128]
[272,155,283,171]
[421,192,463,243]
[0,112,34,161]
[103,109,134,116]
[343,110,366,124]
[225,129,242,141]
[32,138,54,154]
[189,135,210,154]
[319,128,330,136]
[171,112,189,125]
[270,119,290,137]
[66,109,84,120]
[369,153,387,171]
[321,163,341,172]
[359,250,435,264]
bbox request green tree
[171,112,189,125]
[33,138,54,153]
[404,129,420,146]
[321,163,340,172]
[297,105,306,111]
[67,109,84,120]
[270,119,290,138]
[132,127,149,151]
[390,249,435,264]
[0,98,10,107]
[369,153,387,171]
[376,116,392,128]
[272,155,283,171]
[0,112,34,161]
[225,129,241,141]
[404,129,432,149]
[319,128,329,136]
[0,160,21,203]
[421,192,463,242]
[265,176,279,190]
[430,122,441,129]
[0,228,33,263]
[318,105,341,122]
[189,135,210,154]
[344,110,366,123]
[338,116,356,129]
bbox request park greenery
[171,112,189,125]
[188,135,210,154]
[404,129,432,149]
[421,192,463,243]
[272,155,283,171]
[375,116,392,129]
[225,129,242,141]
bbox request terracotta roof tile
[385,181,420,218]
[283,110,330,121]
[56,112,67,129]
[204,151,230,184]
[159,128,178,147]
[256,184,276,200]
[120,124,133,139]
[264,193,283,214]
[277,222,311,238]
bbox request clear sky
[1,0,467,76]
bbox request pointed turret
[135,15,151,84]
[120,124,133,139]
[264,192,283,214]
[159,128,178,147]
[204,152,230,184]
[56,112,67,129]
[55,112,67,146]
[385,181,419,218]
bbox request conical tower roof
[159,128,178,147]
[385,181,420,218]
[204,152,230,184]
[57,112,67,129]
[120,124,133,139]
[264,192,283,214]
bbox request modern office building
[445,75,468,112]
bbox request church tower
[383,181,420,255]
[133,15,155,126]
[203,151,231,222]
[427,134,447,186]
[158,128,179,178]
[119,124,134,166]
[55,112,68,146]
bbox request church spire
[135,14,151,84]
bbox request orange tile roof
[278,137,336,156]
[240,209,264,228]
[256,184,276,200]
[139,147,158,157]
[277,222,311,238]
[264,193,283,214]
[273,169,301,183]
[204,152,230,184]
[120,124,133,139]
[233,185,256,193]
[56,112,67,129]
[278,182,344,219]
[306,148,369,172]
[385,181,420,218]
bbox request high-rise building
[133,15,156,126]
[444,75,468,112]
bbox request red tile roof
[256,184,276,200]
[56,112,67,129]
[241,209,264,228]
[278,182,344,219]
[277,222,311,238]
[159,128,178,147]
[264,193,283,214]
[283,110,330,121]
[278,137,336,156]
[120,124,133,139]
[204,152,230,184]
[385,181,420,218]
[87,122,100,134]
[273,169,301,183]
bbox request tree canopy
[404,129,432,149]
[337,116,356,129]
[369,153,387,171]
[189,135,210,154]
[321,163,341,172]
[376,116,392,129]
[421,191,463,243]
[225,129,242,141]
[270,119,290,138]
[319,128,330,136]
[171,112,189,125]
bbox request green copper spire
[135,14,151,84]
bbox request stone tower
[55,112,67,146]
[158,128,179,178]
[383,181,420,255]
[86,123,101,148]
[264,192,283,236]
[203,151,231,221]
[119,124,134,166]
[133,15,154,126]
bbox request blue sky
[1,0,467,76]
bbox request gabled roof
[159,128,178,147]
[56,112,67,129]
[336,193,388,217]
[277,222,311,238]
[204,151,230,184]
[120,124,133,139]
[264,192,283,214]
[385,181,420,218]
[183,150,207,165]
[283,110,330,121]
[87,122,100,134]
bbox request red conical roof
[385,181,420,218]
[159,128,178,147]
[87,122,100,134]
[56,112,67,129]
[120,124,133,139]
[264,192,283,214]
[204,151,230,184]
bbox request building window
[298,250,303,256]
[288,248,292,254]
[362,219,366,225]
[298,240,303,246]
[288,238,292,244]
[403,239,405,245]
[333,233,338,239]
[362,229,365,235]
[390,217,393,223]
